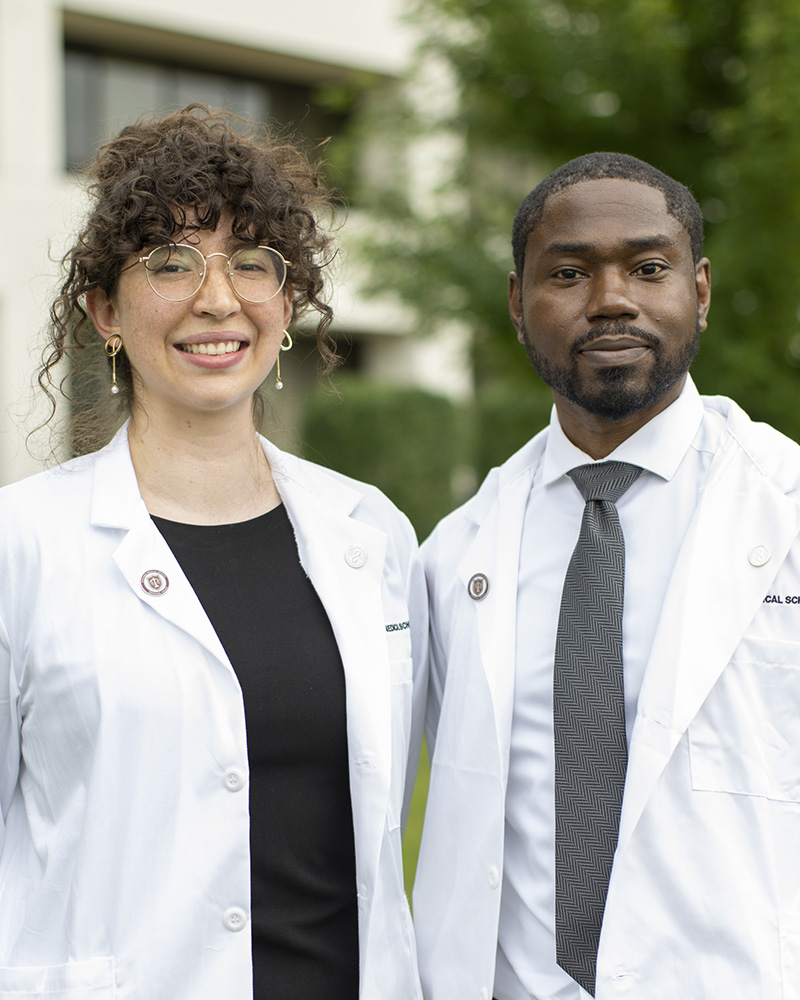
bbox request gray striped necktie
[553,461,643,996]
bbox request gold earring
[104,335,123,395]
[275,330,293,390]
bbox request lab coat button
[224,768,246,792]
[479,989,490,1000]
[223,907,247,932]
[140,569,169,596]
[487,866,500,888]
[345,545,367,568]
[749,545,771,567]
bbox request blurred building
[0,0,471,484]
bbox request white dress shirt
[494,378,722,1000]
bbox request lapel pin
[468,573,490,600]
[141,570,169,596]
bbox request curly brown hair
[38,104,338,455]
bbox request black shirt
[153,505,359,1000]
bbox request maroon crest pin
[141,570,169,596]
[467,573,489,601]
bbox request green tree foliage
[350,0,800,444]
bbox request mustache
[572,323,661,351]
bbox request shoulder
[262,438,419,551]
[0,452,102,599]
[702,395,800,496]
[423,427,548,561]
[0,450,97,522]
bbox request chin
[571,367,686,421]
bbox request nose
[192,257,240,317]
[585,269,639,322]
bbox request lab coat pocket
[387,657,413,831]
[689,638,800,802]
[780,910,800,1000]
[0,956,115,997]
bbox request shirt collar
[541,375,704,487]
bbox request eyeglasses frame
[122,243,293,304]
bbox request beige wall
[63,0,414,77]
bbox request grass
[402,738,431,902]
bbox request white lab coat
[0,425,427,1000]
[415,394,800,1000]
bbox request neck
[128,404,281,525]
[553,379,685,459]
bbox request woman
[0,108,426,1000]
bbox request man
[414,152,800,1000]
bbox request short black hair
[511,152,704,277]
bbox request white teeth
[180,341,241,355]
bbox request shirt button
[345,545,368,569]
[487,866,500,889]
[479,989,490,1000]
[749,545,771,567]
[611,971,635,992]
[224,768,246,792]
[223,907,247,932]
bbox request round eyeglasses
[132,244,291,303]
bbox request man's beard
[522,321,700,422]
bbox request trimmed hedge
[474,382,553,479]
[300,377,470,541]
[301,375,556,539]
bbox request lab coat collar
[459,376,705,530]
[89,423,366,528]
[90,423,145,529]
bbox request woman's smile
[177,340,243,355]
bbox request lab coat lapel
[90,427,236,671]
[618,439,800,847]
[457,466,534,782]
[265,444,391,902]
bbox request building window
[64,46,349,172]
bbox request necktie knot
[568,461,642,505]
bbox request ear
[695,257,711,332]
[508,272,525,343]
[85,289,121,342]
[282,286,294,329]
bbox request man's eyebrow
[541,234,680,256]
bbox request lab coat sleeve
[0,606,20,837]
[402,522,429,832]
